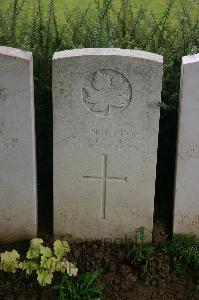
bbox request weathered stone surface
[0,46,37,242]
[174,53,199,235]
[53,48,163,241]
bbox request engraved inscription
[0,121,3,136]
[186,143,199,159]
[82,69,132,116]
[0,88,7,101]
[83,154,127,219]
[177,215,199,230]
[0,120,18,150]
[55,120,142,152]
[2,137,18,149]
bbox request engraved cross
[83,154,127,219]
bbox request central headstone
[53,48,163,241]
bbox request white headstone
[0,46,37,242]
[53,48,163,241]
[174,53,199,235]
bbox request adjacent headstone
[53,48,163,241]
[0,46,37,242]
[174,53,199,235]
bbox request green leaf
[137,227,145,243]
[19,261,38,275]
[36,269,53,286]
[65,261,78,277]
[79,269,103,289]
[40,256,58,272]
[0,250,20,273]
[40,245,52,258]
[53,240,71,259]
[56,259,78,276]
[56,269,103,300]
[26,238,44,259]
[30,238,44,248]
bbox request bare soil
[0,240,198,300]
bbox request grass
[128,234,199,289]
[0,0,193,19]
[55,269,104,300]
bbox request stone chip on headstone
[53,48,163,241]
[174,53,199,236]
[0,46,37,242]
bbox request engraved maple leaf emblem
[83,70,131,116]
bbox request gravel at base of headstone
[0,46,37,242]
[53,48,163,242]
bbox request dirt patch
[70,240,198,300]
[0,240,198,300]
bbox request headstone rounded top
[182,53,199,65]
[53,48,163,63]
[0,46,32,61]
